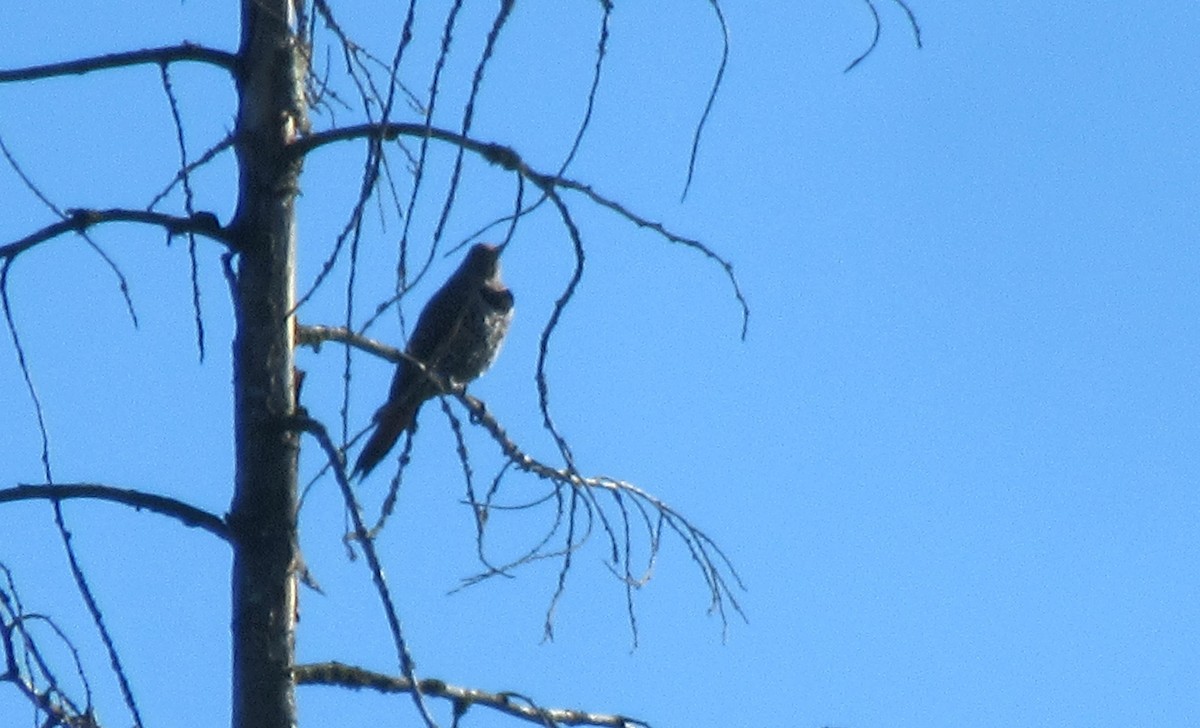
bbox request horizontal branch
[296,323,402,361]
[288,122,549,183]
[0,43,238,83]
[0,208,227,261]
[0,483,229,541]
[295,661,650,728]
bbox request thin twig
[288,123,750,339]
[681,0,729,200]
[287,415,440,728]
[298,324,748,639]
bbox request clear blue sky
[2,2,1198,727]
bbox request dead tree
[0,1,917,727]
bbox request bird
[352,242,514,479]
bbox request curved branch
[288,122,503,169]
[295,661,650,728]
[0,43,238,83]
[551,175,750,339]
[0,137,142,324]
[681,0,729,200]
[0,597,93,728]
[0,208,228,261]
[298,324,747,638]
[0,484,230,541]
[292,123,749,338]
[845,0,923,72]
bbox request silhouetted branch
[0,43,237,83]
[845,0,923,72]
[537,189,585,472]
[0,261,52,479]
[146,134,236,211]
[295,661,651,728]
[430,0,515,249]
[0,136,141,326]
[2,257,141,725]
[0,209,227,261]
[419,0,469,256]
[297,324,747,640]
[284,415,438,728]
[290,123,750,339]
[47,503,144,726]
[548,176,750,340]
[158,64,207,362]
[682,0,729,201]
[1,563,99,727]
[0,484,230,541]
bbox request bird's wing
[405,280,474,373]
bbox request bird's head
[460,242,504,281]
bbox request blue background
[1,2,1197,726]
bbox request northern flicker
[352,243,514,479]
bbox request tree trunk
[227,2,307,727]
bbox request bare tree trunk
[227,2,306,727]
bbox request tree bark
[227,2,307,727]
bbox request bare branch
[294,661,651,728]
[894,0,924,47]
[290,121,504,167]
[382,0,467,302]
[845,0,883,72]
[681,0,729,201]
[0,484,230,541]
[1,135,143,326]
[845,0,923,72]
[0,209,227,261]
[0,261,52,481]
[560,2,611,178]
[297,322,400,360]
[430,0,515,247]
[0,43,237,83]
[46,500,144,726]
[290,123,750,339]
[146,134,236,212]
[547,176,750,340]
[1,565,99,727]
[297,324,747,638]
[537,189,585,472]
[158,63,208,362]
[285,414,439,728]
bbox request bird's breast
[436,290,512,384]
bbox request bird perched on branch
[353,243,514,479]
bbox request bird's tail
[352,396,424,479]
